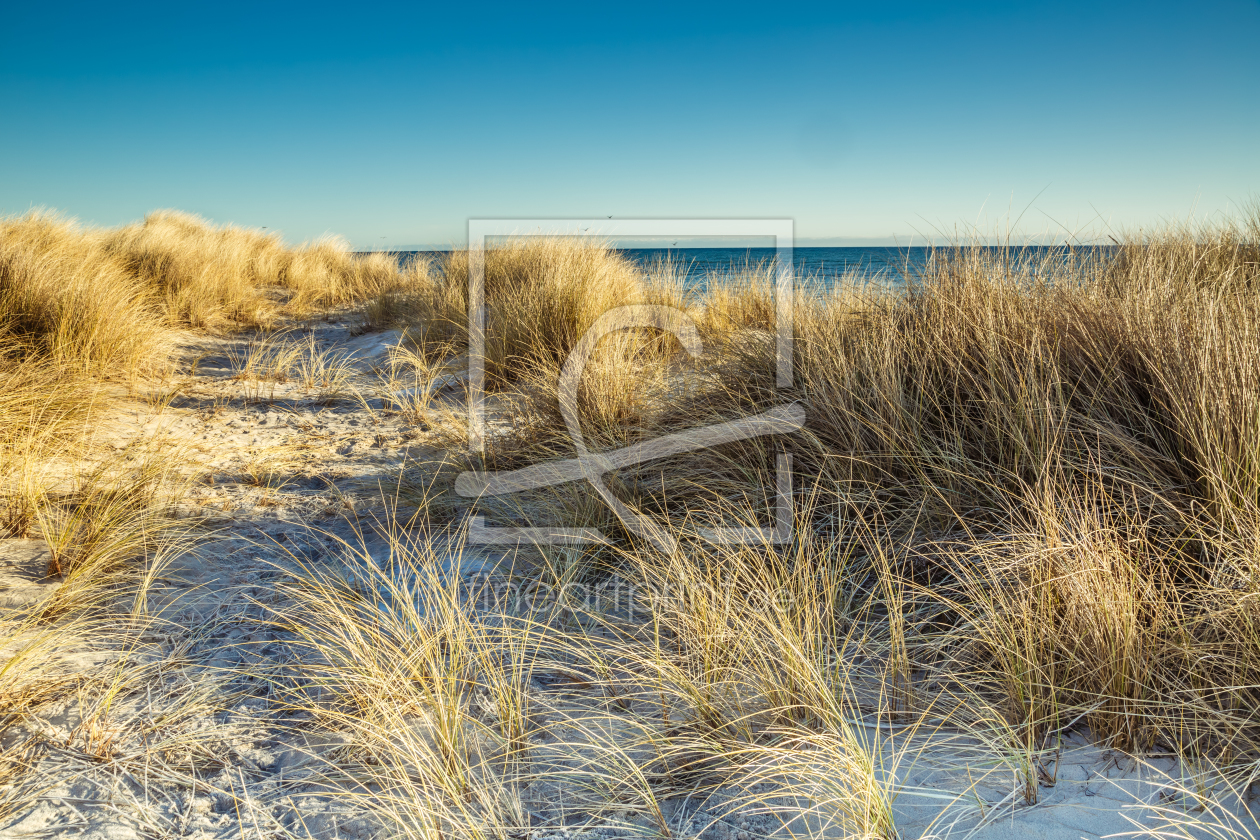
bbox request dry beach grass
[1,207,1259,838]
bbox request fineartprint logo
[454,219,802,550]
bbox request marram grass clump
[0,208,409,379]
[102,209,401,328]
[403,213,1260,764]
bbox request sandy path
[0,319,494,838]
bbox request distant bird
[607,215,612,219]
[672,241,678,246]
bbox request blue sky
[2,1,1257,248]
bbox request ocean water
[619,246,927,283]
[386,245,1109,289]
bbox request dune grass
[6,204,1260,835]
[0,214,168,378]
[0,205,400,605]
[270,518,915,839]
[0,209,409,372]
[372,237,684,388]
[0,208,405,770]
[0,208,406,603]
[101,209,403,329]
[375,212,1260,825]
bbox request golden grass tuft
[378,237,680,388]
[0,212,168,378]
[403,212,1260,780]
[102,209,402,329]
[1,208,409,375]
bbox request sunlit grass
[3,205,1260,836]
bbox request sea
[381,245,1110,290]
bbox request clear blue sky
[2,1,1257,248]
